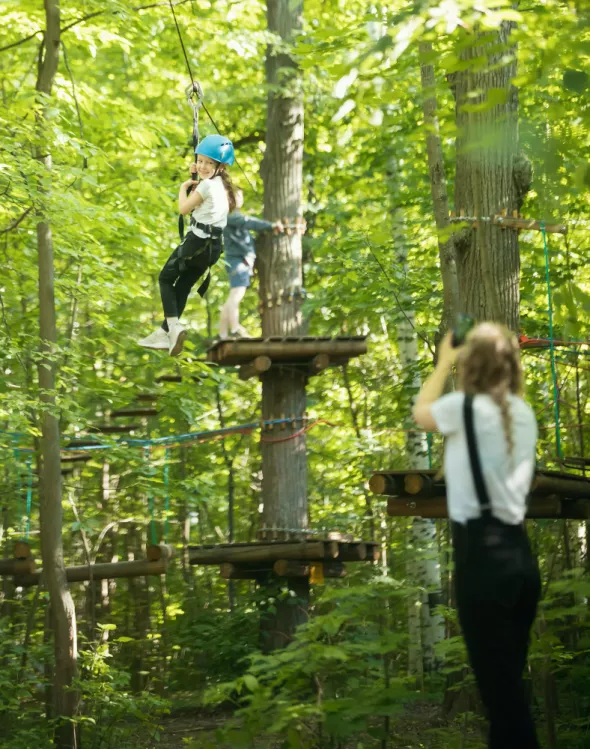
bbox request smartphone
[452,314,475,348]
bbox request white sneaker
[168,323,187,357]
[138,328,169,350]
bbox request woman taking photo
[413,322,541,749]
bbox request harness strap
[463,394,492,516]
[189,219,223,237]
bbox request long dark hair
[214,164,236,213]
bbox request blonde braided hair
[458,323,523,465]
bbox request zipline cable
[167,0,259,195]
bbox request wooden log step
[532,473,590,499]
[0,558,36,576]
[61,453,93,463]
[111,407,159,418]
[220,563,271,580]
[386,496,590,520]
[146,543,174,562]
[15,558,168,587]
[207,337,368,366]
[273,560,348,578]
[238,355,272,381]
[189,541,327,565]
[88,424,142,434]
[14,541,32,559]
[137,393,159,402]
[66,438,102,448]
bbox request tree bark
[35,2,79,746]
[453,23,521,330]
[258,0,307,652]
[419,42,459,336]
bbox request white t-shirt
[191,176,229,238]
[430,392,537,525]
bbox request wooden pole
[238,355,272,381]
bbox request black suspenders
[463,394,492,518]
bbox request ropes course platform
[370,469,590,519]
[189,537,379,581]
[206,336,368,380]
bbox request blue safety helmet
[195,135,235,166]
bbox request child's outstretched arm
[178,178,203,215]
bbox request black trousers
[158,232,222,330]
[453,516,541,749]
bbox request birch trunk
[391,202,444,677]
[36,2,79,745]
[258,0,307,651]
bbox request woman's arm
[178,179,204,215]
[412,332,458,431]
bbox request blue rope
[541,222,563,460]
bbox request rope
[542,222,563,460]
[259,419,337,444]
[25,453,33,539]
[145,447,157,544]
[167,0,259,195]
[163,447,170,543]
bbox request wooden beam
[308,353,330,376]
[0,558,36,576]
[369,474,399,496]
[238,355,272,381]
[60,453,92,464]
[189,540,327,565]
[532,473,590,500]
[220,563,270,580]
[336,542,367,561]
[88,424,142,434]
[208,337,368,366]
[273,560,348,578]
[15,559,168,587]
[386,496,588,520]
[146,543,174,562]
[111,407,159,418]
[14,541,32,559]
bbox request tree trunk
[258,0,307,652]
[419,42,459,335]
[36,2,79,745]
[453,23,521,330]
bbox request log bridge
[0,543,173,585]
[370,469,590,519]
[189,538,380,581]
[206,336,368,381]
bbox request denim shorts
[225,254,254,288]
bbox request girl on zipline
[413,323,540,749]
[139,134,236,356]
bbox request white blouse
[431,392,537,525]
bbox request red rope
[259,419,337,444]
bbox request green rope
[25,454,33,539]
[13,446,23,533]
[163,448,170,543]
[145,447,157,544]
[541,222,563,460]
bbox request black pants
[453,517,541,749]
[158,232,222,330]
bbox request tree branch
[1,0,195,54]
[0,206,33,234]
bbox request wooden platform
[206,336,368,379]
[370,469,590,519]
[189,539,379,580]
